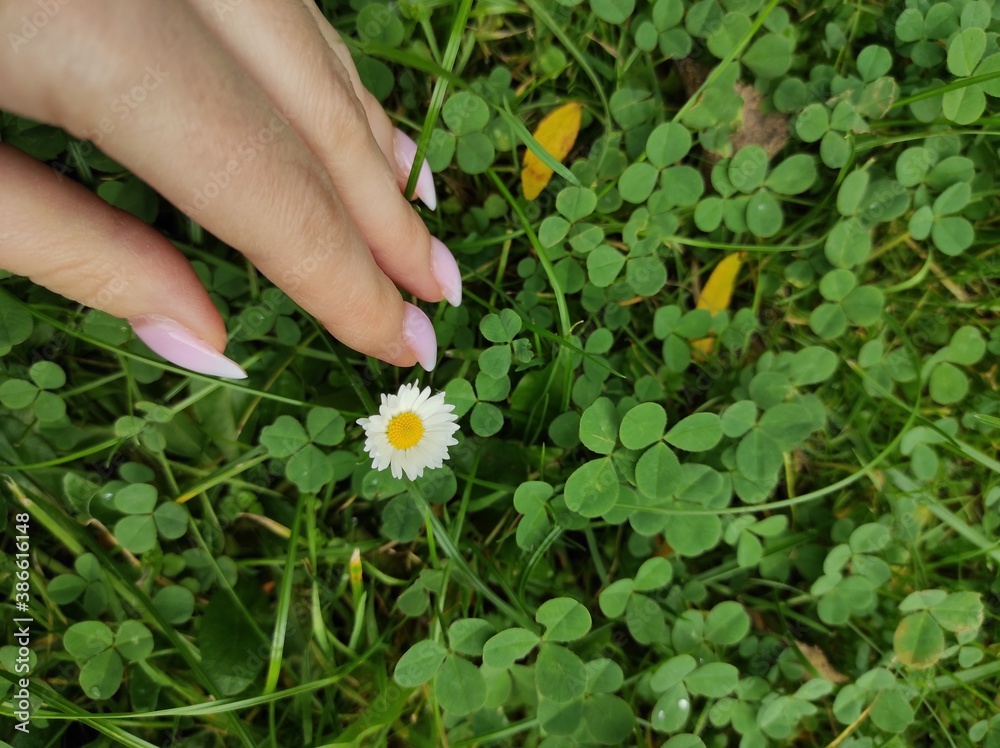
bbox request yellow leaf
[521,102,581,200]
[692,252,744,356]
[697,252,744,313]
[690,336,716,357]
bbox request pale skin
[0,0,458,376]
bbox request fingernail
[430,237,462,307]
[393,128,437,211]
[400,302,437,372]
[129,315,247,379]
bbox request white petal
[412,386,433,409]
[398,385,421,411]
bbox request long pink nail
[430,237,462,307]
[401,303,437,371]
[393,128,437,211]
[129,315,247,379]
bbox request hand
[0,0,461,378]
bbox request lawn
[1,0,999,746]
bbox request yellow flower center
[386,411,424,450]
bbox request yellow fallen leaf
[691,252,745,356]
[690,335,716,358]
[521,102,581,200]
[698,252,744,312]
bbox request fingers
[0,145,245,378]
[185,0,457,305]
[0,0,438,369]
[297,0,437,208]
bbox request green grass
[1,0,999,746]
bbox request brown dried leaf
[731,80,789,160]
[796,640,849,684]
[674,58,788,162]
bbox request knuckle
[269,165,344,248]
[336,276,405,358]
[379,201,432,264]
[314,76,371,153]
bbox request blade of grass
[518,525,563,601]
[0,676,159,748]
[264,494,306,693]
[315,321,378,414]
[460,282,624,379]
[974,413,1000,428]
[404,0,473,200]
[12,483,260,748]
[408,480,536,631]
[671,0,781,124]
[923,501,1000,565]
[186,516,271,650]
[884,248,934,293]
[485,169,570,339]
[665,235,825,252]
[496,100,580,187]
[18,659,374,719]
[487,167,575,411]
[891,69,1000,109]
[451,718,541,747]
[0,437,122,470]
[615,386,917,516]
[932,660,1000,691]
[21,303,307,407]
[522,0,610,125]
[354,43,464,89]
[848,353,1000,476]
[175,446,269,503]
[320,683,414,746]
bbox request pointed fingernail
[129,315,247,379]
[400,302,437,372]
[430,237,462,307]
[393,128,437,211]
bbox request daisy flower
[356,383,460,480]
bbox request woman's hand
[0,0,460,377]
